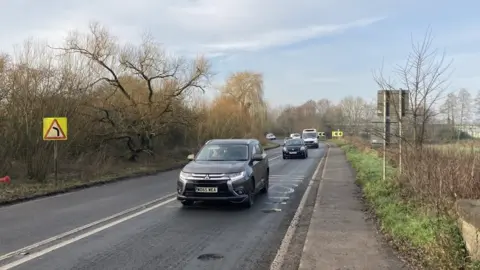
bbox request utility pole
[383,90,387,181]
[399,89,403,175]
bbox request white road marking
[269,145,330,270]
[268,186,295,194]
[267,196,290,200]
[270,174,304,177]
[270,176,304,179]
[0,197,177,269]
[0,193,177,264]
[269,155,282,161]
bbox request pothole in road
[197,253,224,261]
[262,208,282,213]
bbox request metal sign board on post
[377,90,409,117]
[42,117,68,187]
[43,117,68,141]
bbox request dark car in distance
[282,138,308,159]
[177,139,270,208]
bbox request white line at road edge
[0,197,177,270]
[269,145,330,270]
[269,155,281,161]
[0,193,177,264]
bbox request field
[430,141,480,153]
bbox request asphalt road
[0,141,327,270]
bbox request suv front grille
[184,181,232,197]
[190,173,230,181]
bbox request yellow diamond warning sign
[43,117,68,141]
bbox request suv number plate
[195,187,218,193]
[289,152,297,154]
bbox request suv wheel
[242,180,255,208]
[260,172,269,194]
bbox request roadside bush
[341,142,468,269]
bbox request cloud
[200,17,386,53]
[1,0,479,108]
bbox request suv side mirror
[187,154,195,161]
[252,153,264,161]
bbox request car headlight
[228,171,246,181]
[179,171,192,181]
[283,147,287,151]
[300,146,306,150]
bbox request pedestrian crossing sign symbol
[43,117,68,141]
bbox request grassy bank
[0,142,280,205]
[333,139,473,269]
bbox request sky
[0,0,479,107]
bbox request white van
[302,128,319,148]
[290,133,301,139]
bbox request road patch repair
[297,145,408,269]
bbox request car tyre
[242,180,255,208]
[283,155,287,159]
[260,171,269,194]
[181,200,194,206]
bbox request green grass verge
[263,142,280,150]
[340,143,473,269]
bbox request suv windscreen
[302,132,317,139]
[195,144,249,161]
[285,139,303,146]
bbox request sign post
[377,90,409,180]
[43,117,68,186]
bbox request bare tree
[51,22,211,160]
[441,92,458,124]
[373,27,452,147]
[457,88,472,125]
[338,96,367,135]
[475,89,480,124]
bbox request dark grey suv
[177,139,270,208]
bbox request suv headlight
[179,171,191,181]
[300,146,306,150]
[228,171,246,181]
[283,147,287,151]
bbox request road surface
[0,141,327,270]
